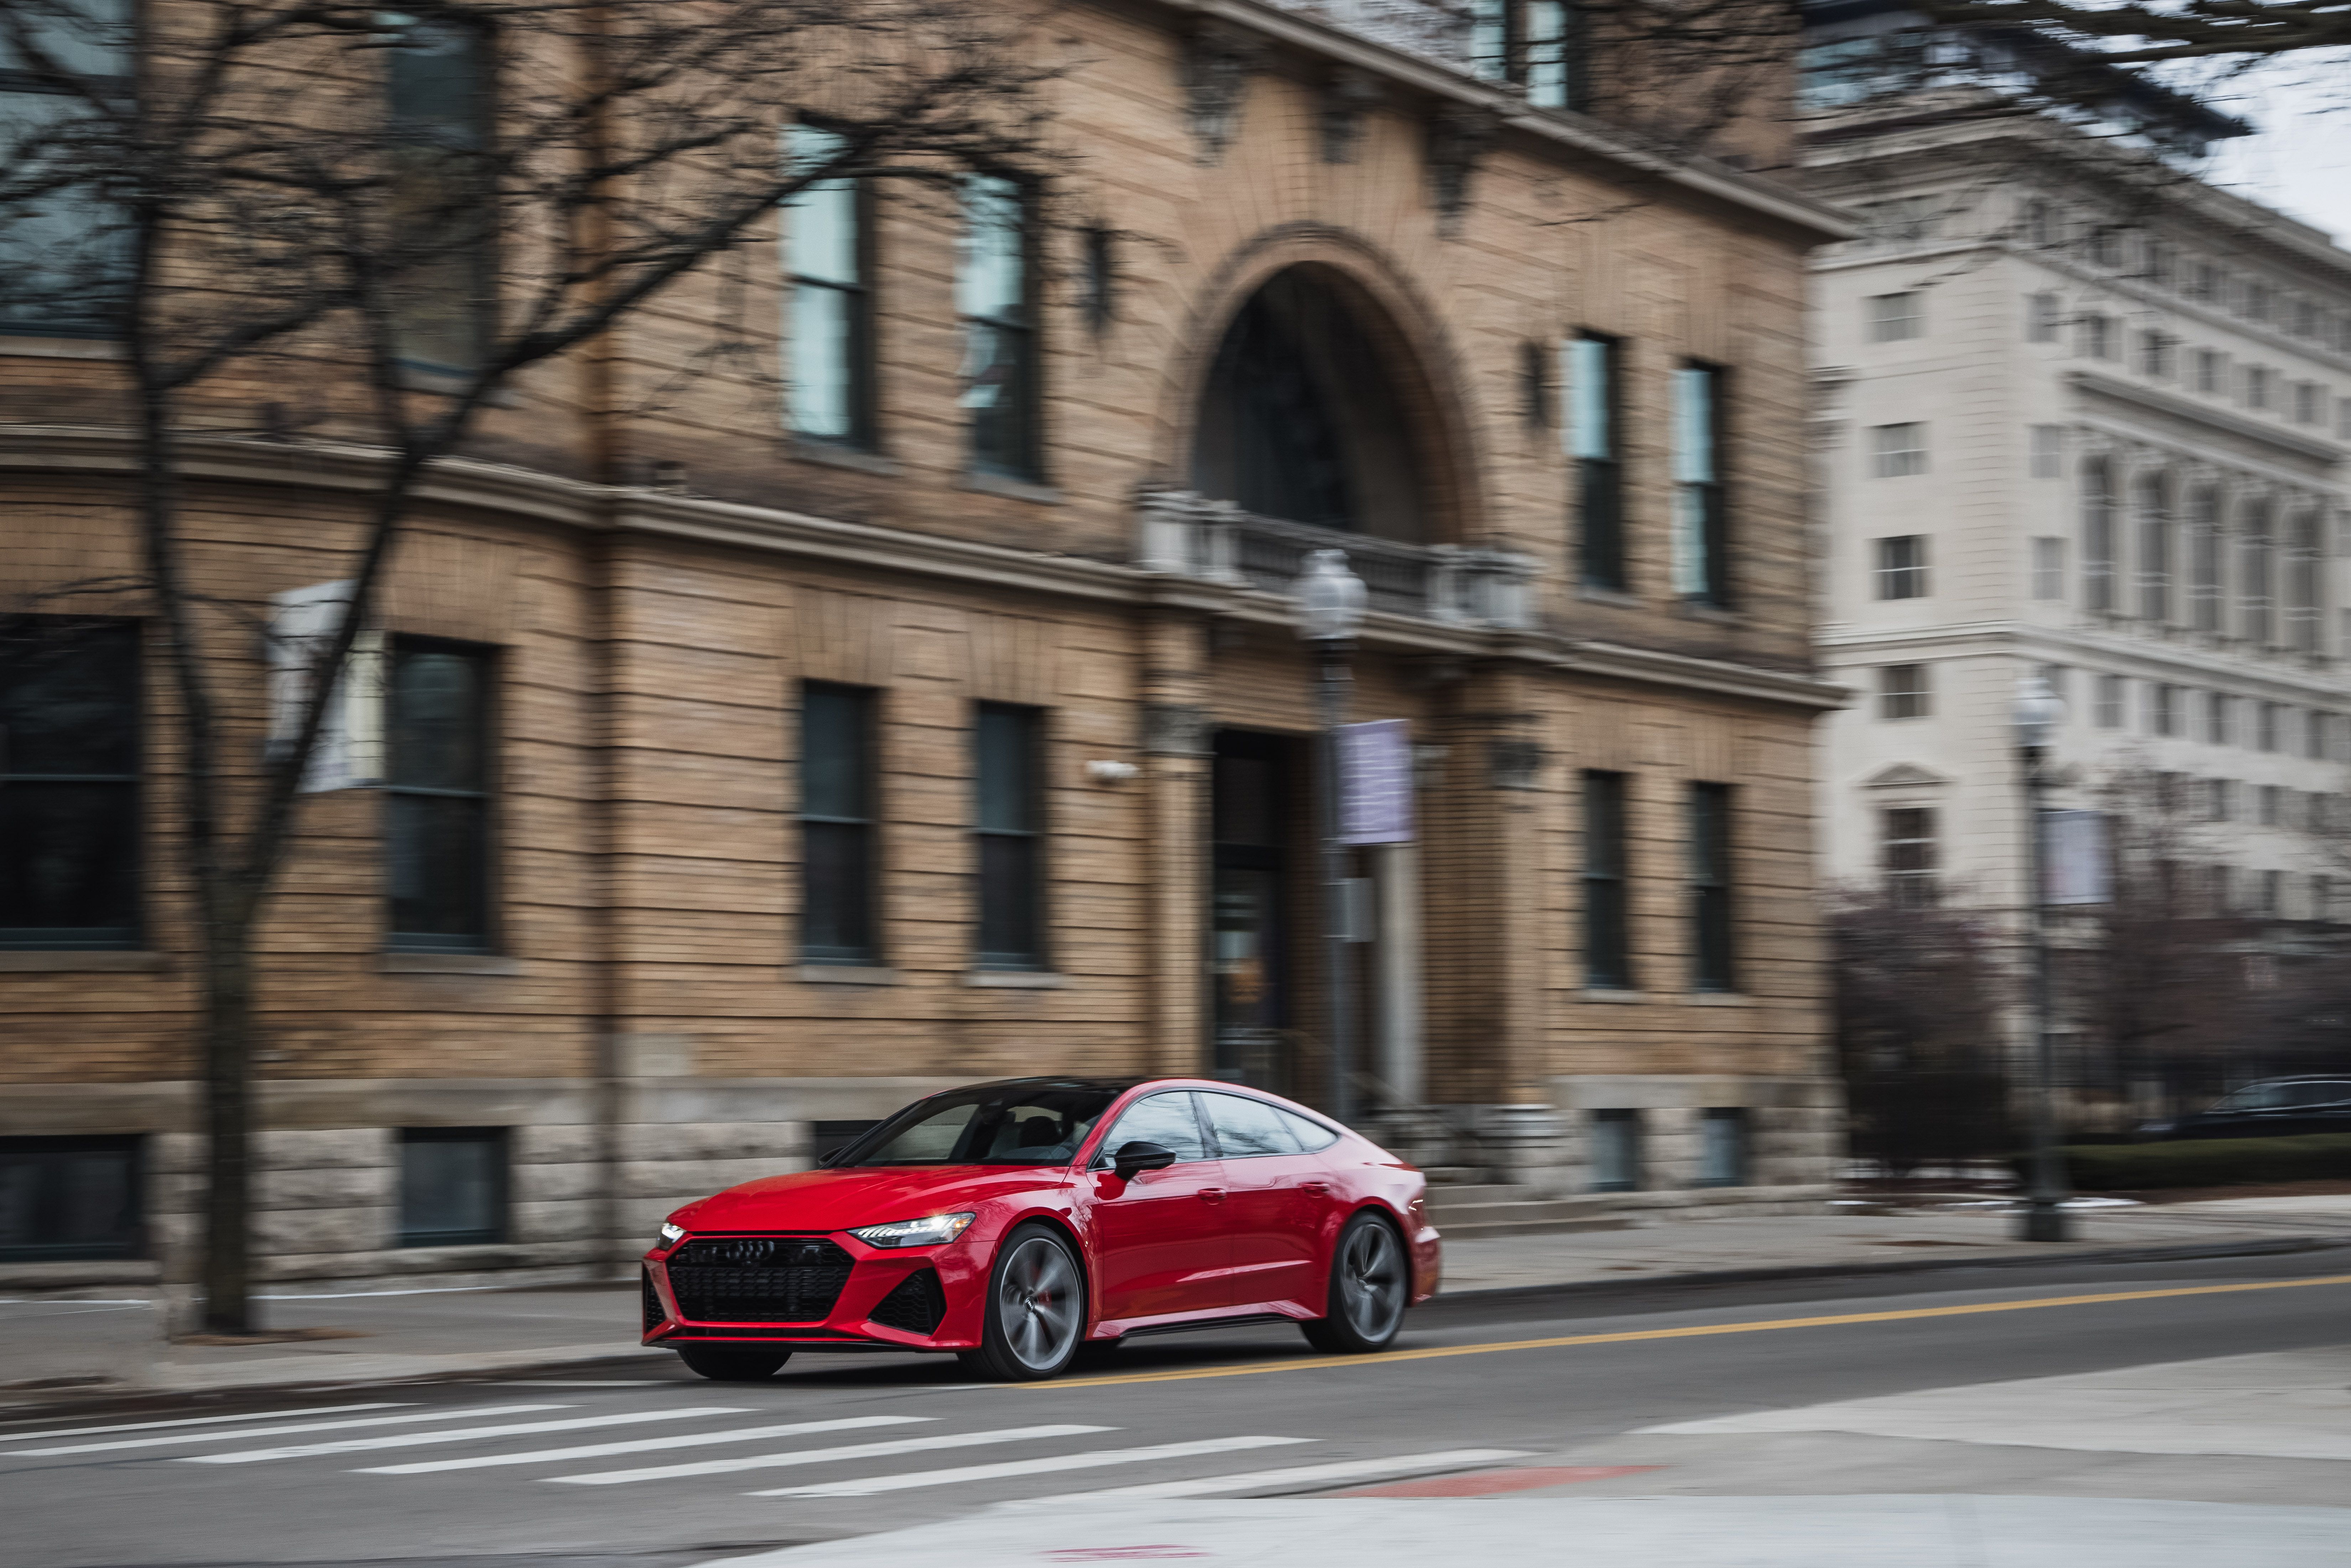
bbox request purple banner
[1339,718,1414,845]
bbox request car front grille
[868,1268,946,1335]
[666,1235,856,1323]
[641,1267,665,1331]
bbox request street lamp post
[1296,549,1368,1128]
[2014,672,2070,1243]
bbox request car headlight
[847,1212,976,1248]
[656,1220,686,1247]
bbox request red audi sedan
[640,1076,1442,1382]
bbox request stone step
[1423,1189,1638,1239]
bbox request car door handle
[1299,1181,1330,1196]
[1198,1187,1226,1204]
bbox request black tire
[968,1223,1087,1382]
[1301,1211,1408,1354]
[676,1347,791,1381]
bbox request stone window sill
[0,335,125,360]
[789,439,902,478]
[382,953,523,975]
[960,470,1063,506]
[0,951,167,972]
[1580,987,1648,1003]
[1576,587,1643,610]
[1688,990,1750,1004]
[798,964,899,986]
[965,971,1068,989]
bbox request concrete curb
[1430,1232,2350,1306]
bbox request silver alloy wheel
[998,1233,1082,1372]
[1338,1219,1405,1342]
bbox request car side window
[2294,1082,2351,1107]
[1278,1108,1340,1152]
[1100,1092,1209,1165]
[1203,1092,1301,1158]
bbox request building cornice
[2068,370,2345,471]
[1160,0,1857,243]
[1,425,1850,712]
[1818,618,2351,705]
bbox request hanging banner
[1338,718,1414,845]
[2041,808,2112,905]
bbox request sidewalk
[6,1196,2347,1402]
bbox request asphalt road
[7,1246,2350,1568]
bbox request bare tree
[0,0,1062,1333]
[1927,0,2351,66]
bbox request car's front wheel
[967,1223,1086,1381]
[1301,1211,1407,1354]
[676,1347,791,1381]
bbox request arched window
[1191,267,1433,542]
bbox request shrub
[2021,1133,2351,1191]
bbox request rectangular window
[384,14,497,373]
[2191,262,2218,302]
[2138,330,2172,378]
[2080,314,2112,359]
[2312,712,2334,763]
[0,617,140,948]
[2152,683,2178,737]
[2293,382,2322,425]
[1875,535,1927,600]
[1688,782,1735,993]
[2095,673,2124,729]
[2026,293,2060,343]
[1884,805,1936,906]
[396,1127,506,1247]
[2029,425,2064,479]
[1870,422,1926,478]
[2203,690,2230,746]
[2082,459,2115,613]
[2241,509,2273,646]
[2039,663,2068,706]
[1868,291,1922,342]
[1523,0,1580,108]
[782,125,872,447]
[1581,770,1631,989]
[1589,1108,1642,1192]
[2260,784,2281,827]
[386,640,492,953]
[2195,349,2224,394]
[2190,487,2222,632]
[2032,537,2065,600]
[1696,1108,1748,1187]
[2208,778,2233,822]
[2246,366,2273,410]
[2288,511,2321,654]
[2136,476,2170,622]
[0,0,132,336]
[1880,663,1929,720]
[2262,869,2284,918]
[1671,365,1728,605]
[2258,703,2279,754]
[959,174,1036,479]
[800,682,878,963]
[2338,398,2351,441]
[0,1135,142,1260]
[973,702,1044,970]
[2246,280,2273,322]
[1565,334,1623,591]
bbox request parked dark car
[2139,1077,2351,1141]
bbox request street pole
[2016,673,2070,1242]
[1295,549,1366,1129]
[1317,639,1355,1129]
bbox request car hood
[672,1165,1068,1235]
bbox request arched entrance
[1189,265,1438,545]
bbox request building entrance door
[1211,732,1293,1089]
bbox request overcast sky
[2188,56,2351,244]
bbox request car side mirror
[1111,1140,1178,1181]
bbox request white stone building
[1802,18,2351,956]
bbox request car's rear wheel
[1301,1211,1407,1354]
[675,1347,791,1381]
[969,1223,1086,1381]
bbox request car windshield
[2208,1082,2297,1112]
[832,1084,1125,1168]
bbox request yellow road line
[1041,1272,2351,1389]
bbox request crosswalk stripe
[181,1407,750,1464]
[545,1424,1115,1486]
[356,1416,934,1475]
[748,1434,1315,1498]
[11,1404,571,1456]
[1018,1448,1539,1502]
[1,1403,413,1444]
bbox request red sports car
[640,1076,1442,1382]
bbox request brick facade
[1,0,1849,1295]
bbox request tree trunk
[199,923,256,1333]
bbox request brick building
[1,0,1850,1294]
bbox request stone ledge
[0,950,169,972]
[964,971,1070,989]
[796,964,900,986]
[0,1258,160,1289]
[381,953,524,975]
